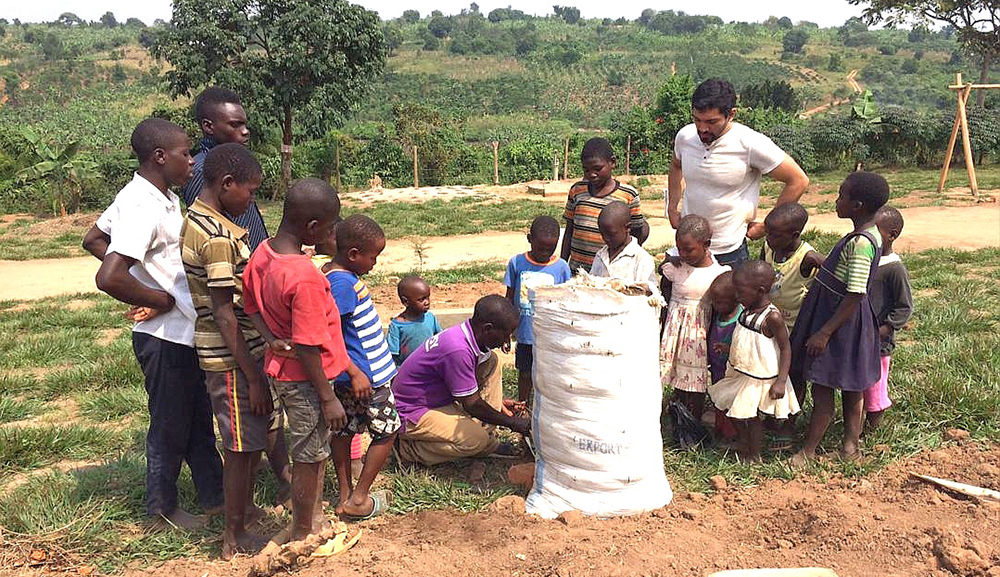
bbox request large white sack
[525,281,672,519]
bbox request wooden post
[491,141,499,185]
[413,145,419,188]
[334,138,341,190]
[563,136,570,180]
[938,73,969,194]
[552,153,559,181]
[625,135,631,176]
[955,82,979,199]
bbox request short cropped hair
[843,171,890,214]
[581,137,615,162]
[765,202,809,232]
[734,259,776,288]
[692,78,737,116]
[529,215,560,239]
[195,86,242,123]
[283,178,340,229]
[397,275,429,299]
[336,213,385,253]
[875,205,903,233]
[677,213,712,243]
[202,143,262,185]
[131,117,187,163]
[472,294,519,328]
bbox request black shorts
[515,343,533,373]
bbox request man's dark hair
[677,214,712,243]
[202,143,261,185]
[843,171,890,214]
[336,213,385,253]
[765,202,809,233]
[195,86,242,123]
[130,117,187,163]
[530,215,560,239]
[581,137,615,162]
[875,205,904,233]
[692,78,737,116]
[472,294,519,328]
[283,178,340,229]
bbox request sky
[4,0,867,28]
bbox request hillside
[0,11,996,212]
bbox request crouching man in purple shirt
[393,295,530,469]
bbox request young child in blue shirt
[324,214,400,521]
[504,216,572,403]
[387,275,443,367]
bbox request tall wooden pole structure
[938,72,1000,200]
[413,145,419,188]
[491,141,499,185]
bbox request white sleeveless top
[728,304,780,380]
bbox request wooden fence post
[413,145,419,188]
[552,153,559,181]
[625,135,631,176]
[492,141,499,185]
[955,82,979,199]
[334,138,341,190]
[563,137,570,180]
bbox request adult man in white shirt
[84,118,223,530]
[666,79,809,266]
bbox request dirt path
[118,441,1000,577]
[801,70,861,119]
[2,204,997,302]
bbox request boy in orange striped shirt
[559,138,648,273]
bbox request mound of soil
[123,442,1000,577]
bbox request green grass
[0,231,89,261]
[366,261,506,288]
[0,245,997,571]
[761,165,1000,199]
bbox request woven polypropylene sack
[525,283,672,518]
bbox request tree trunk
[976,53,992,108]
[276,105,293,200]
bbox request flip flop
[768,434,795,452]
[340,491,391,523]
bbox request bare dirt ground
[112,441,1000,577]
[4,203,996,302]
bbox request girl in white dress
[708,261,800,461]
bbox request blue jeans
[715,241,750,268]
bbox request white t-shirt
[590,236,658,292]
[672,122,786,254]
[98,173,197,346]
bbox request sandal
[340,490,391,522]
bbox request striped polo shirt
[563,180,643,272]
[832,227,882,294]
[326,269,397,388]
[180,198,266,372]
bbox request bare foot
[275,482,292,507]
[245,504,268,526]
[155,507,207,531]
[737,452,763,464]
[311,511,330,534]
[221,531,271,561]
[790,450,814,468]
[468,460,487,493]
[840,443,861,462]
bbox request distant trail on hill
[800,69,862,118]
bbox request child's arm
[763,309,791,399]
[343,360,372,401]
[96,253,175,311]
[82,225,111,261]
[296,344,347,431]
[881,265,914,337]
[504,286,516,307]
[560,220,574,263]
[248,312,295,358]
[210,287,272,416]
[806,293,862,356]
[800,250,825,277]
[387,322,402,365]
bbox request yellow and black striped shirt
[181,199,266,372]
[563,180,643,272]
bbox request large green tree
[152,0,387,196]
[848,0,999,106]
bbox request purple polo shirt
[392,320,486,426]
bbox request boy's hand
[746,221,766,240]
[126,306,163,322]
[801,253,824,277]
[768,380,786,400]
[247,373,273,417]
[806,331,830,357]
[350,370,372,401]
[502,399,527,417]
[878,324,892,338]
[712,342,730,356]
[322,397,348,431]
[500,339,512,354]
[269,339,296,358]
[508,416,531,435]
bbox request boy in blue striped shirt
[324,214,400,521]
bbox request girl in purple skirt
[789,172,890,466]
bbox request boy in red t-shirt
[243,178,368,540]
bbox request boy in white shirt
[85,118,223,530]
[590,201,658,290]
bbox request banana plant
[851,89,882,124]
[15,127,99,216]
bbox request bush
[782,30,808,54]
